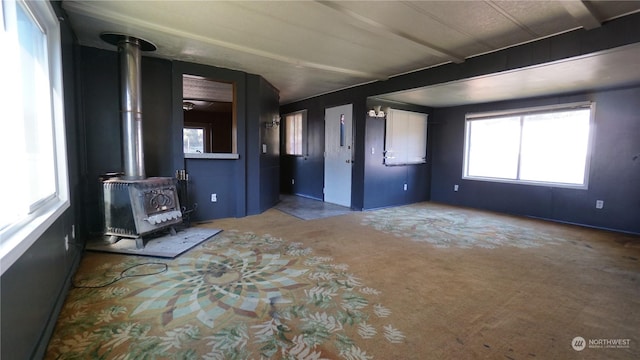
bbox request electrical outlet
[262,144,267,153]
[71,224,75,239]
[454,184,459,192]
[595,200,604,209]
[292,179,295,185]
[371,147,375,155]
[64,235,69,251]
[211,193,217,202]
[403,183,408,191]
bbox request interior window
[182,75,235,154]
[463,102,593,188]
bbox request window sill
[184,153,240,160]
[462,175,588,190]
[0,198,70,275]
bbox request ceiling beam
[316,0,465,64]
[486,1,539,38]
[560,0,601,30]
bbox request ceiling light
[183,102,195,111]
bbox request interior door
[324,104,353,207]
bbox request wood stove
[100,33,182,248]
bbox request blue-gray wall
[172,63,280,221]
[248,76,281,214]
[79,51,280,231]
[0,3,84,359]
[430,86,640,233]
[280,96,433,210]
[280,12,640,232]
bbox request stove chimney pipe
[100,33,156,180]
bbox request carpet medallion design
[47,230,405,359]
[362,205,565,248]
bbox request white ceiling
[375,42,640,107]
[62,1,640,106]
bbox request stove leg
[135,237,145,249]
[107,235,120,244]
[169,226,177,236]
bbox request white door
[324,104,353,207]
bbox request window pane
[466,117,521,179]
[19,3,56,210]
[1,0,70,272]
[183,128,204,153]
[285,113,302,155]
[520,109,590,184]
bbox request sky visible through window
[465,107,591,187]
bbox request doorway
[323,104,353,207]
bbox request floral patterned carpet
[361,205,565,249]
[47,231,405,359]
[46,203,640,359]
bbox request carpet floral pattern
[362,205,565,248]
[46,230,405,359]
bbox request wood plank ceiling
[62,1,640,105]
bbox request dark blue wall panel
[142,57,174,178]
[430,87,640,233]
[246,75,280,215]
[185,159,239,220]
[2,215,71,360]
[246,74,261,215]
[257,77,281,213]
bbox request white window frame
[0,0,69,275]
[462,102,594,189]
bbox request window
[183,127,205,153]
[1,0,69,274]
[384,108,428,165]
[284,110,307,156]
[463,102,594,188]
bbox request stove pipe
[100,33,157,180]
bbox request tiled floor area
[273,194,353,220]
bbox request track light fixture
[368,105,385,118]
